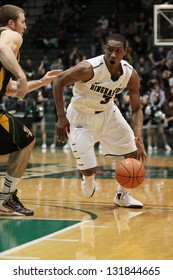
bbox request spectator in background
[90,38,104,57]
[125,45,138,66]
[146,84,171,152]
[108,12,119,34]
[120,93,131,124]
[164,101,173,135]
[67,12,84,43]
[149,83,166,109]
[143,17,153,50]
[50,85,73,151]
[69,46,86,66]
[38,56,51,74]
[166,47,173,60]
[130,33,147,57]
[92,22,105,43]
[166,85,173,103]
[32,90,48,150]
[161,69,172,94]
[50,57,64,71]
[34,26,51,52]
[168,72,173,87]
[134,12,146,35]
[148,47,166,71]
[135,55,151,85]
[55,25,69,49]
[22,57,36,81]
[147,68,161,91]
[50,105,59,150]
[37,57,53,99]
[42,0,56,23]
[56,48,69,70]
[97,14,109,34]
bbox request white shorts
[66,103,137,170]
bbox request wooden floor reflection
[0,147,173,260]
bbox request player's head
[0,5,26,35]
[104,33,127,67]
[105,34,127,49]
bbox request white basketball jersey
[71,54,133,113]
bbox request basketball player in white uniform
[53,33,147,208]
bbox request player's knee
[31,136,36,146]
[80,167,96,176]
[125,150,138,159]
[24,135,36,150]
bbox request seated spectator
[125,45,138,65]
[161,69,172,93]
[165,85,173,103]
[50,58,64,71]
[147,68,161,91]
[148,47,167,71]
[135,55,151,83]
[166,47,173,60]
[130,33,147,57]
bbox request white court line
[83,225,109,228]
[47,239,79,242]
[2,256,39,260]
[0,220,90,259]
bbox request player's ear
[123,48,127,57]
[8,19,15,29]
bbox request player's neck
[111,66,123,81]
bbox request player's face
[12,12,27,36]
[104,40,127,67]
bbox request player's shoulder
[87,54,104,67]
[1,29,22,41]
[121,59,133,70]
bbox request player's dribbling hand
[56,116,70,143]
[135,137,147,162]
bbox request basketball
[115,158,146,189]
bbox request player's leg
[68,126,97,197]
[67,106,97,197]
[0,111,36,215]
[100,106,143,208]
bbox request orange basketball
[115,158,146,189]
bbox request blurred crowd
[0,0,172,152]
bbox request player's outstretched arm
[6,70,62,97]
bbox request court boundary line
[0,219,90,258]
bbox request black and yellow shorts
[0,107,35,155]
